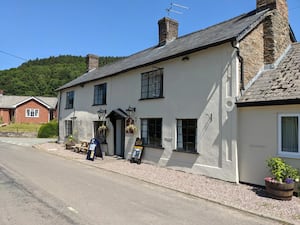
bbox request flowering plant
[125,124,137,134]
[266,157,299,184]
[98,124,108,132]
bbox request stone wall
[239,0,291,88]
[239,23,265,85]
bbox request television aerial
[166,3,189,16]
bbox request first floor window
[141,118,162,147]
[65,91,74,109]
[26,108,39,118]
[177,119,197,152]
[278,114,300,157]
[65,120,73,137]
[94,83,107,105]
[141,69,163,99]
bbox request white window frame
[25,108,39,118]
[278,113,300,158]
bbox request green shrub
[38,120,58,138]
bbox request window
[65,120,73,137]
[177,119,197,153]
[94,121,107,144]
[94,83,107,105]
[141,69,163,99]
[278,114,300,157]
[65,91,74,109]
[141,118,162,147]
[25,108,39,118]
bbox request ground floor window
[26,108,39,118]
[278,114,300,157]
[65,120,73,137]
[177,119,197,153]
[94,121,107,144]
[141,118,162,147]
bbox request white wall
[59,43,240,182]
[238,105,300,185]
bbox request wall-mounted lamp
[126,106,136,113]
[97,108,107,120]
[182,56,190,61]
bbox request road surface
[0,138,280,225]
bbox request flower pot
[265,179,295,201]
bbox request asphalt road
[0,138,280,225]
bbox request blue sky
[1,0,299,70]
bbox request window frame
[141,69,164,100]
[25,108,39,118]
[176,119,197,153]
[278,113,300,158]
[93,83,107,105]
[141,118,163,148]
[65,91,74,109]
[65,120,73,137]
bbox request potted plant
[265,157,299,200]
[65,134,76,149]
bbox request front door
[115,119,125,158]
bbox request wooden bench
[72,141,89,153]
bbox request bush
[38,120,58,138]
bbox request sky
[1,0,299,70]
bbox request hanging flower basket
[125,124,137,134]
[98,124,108,132]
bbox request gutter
[236,98,300,107]
[231,41,245,91]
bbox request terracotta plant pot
[265,179,295,201]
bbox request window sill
[65,107,74,110]
[92,104,107,106]
[139,96,165,101]
[278,152,300,159]
[173,149,199,155]
[144,145,165,150]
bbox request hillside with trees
[0,55,123,97]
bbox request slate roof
[0,96,57,109]
[237,42,300,106]
[57,9,271,91]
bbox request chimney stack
[256,0,291,66]
[158,17,178,46]
[86,54,99,72]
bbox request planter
[265,179,295,201]
[65,141,75,149]
[294,182,300,197]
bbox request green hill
[0,55,123,97]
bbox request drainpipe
[231,41,245,91]
[57,91,62,143]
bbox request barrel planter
[265,179,295,201]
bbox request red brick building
[0,95,57,124]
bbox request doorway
[115,119,125,157]
[106,109,128,158]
